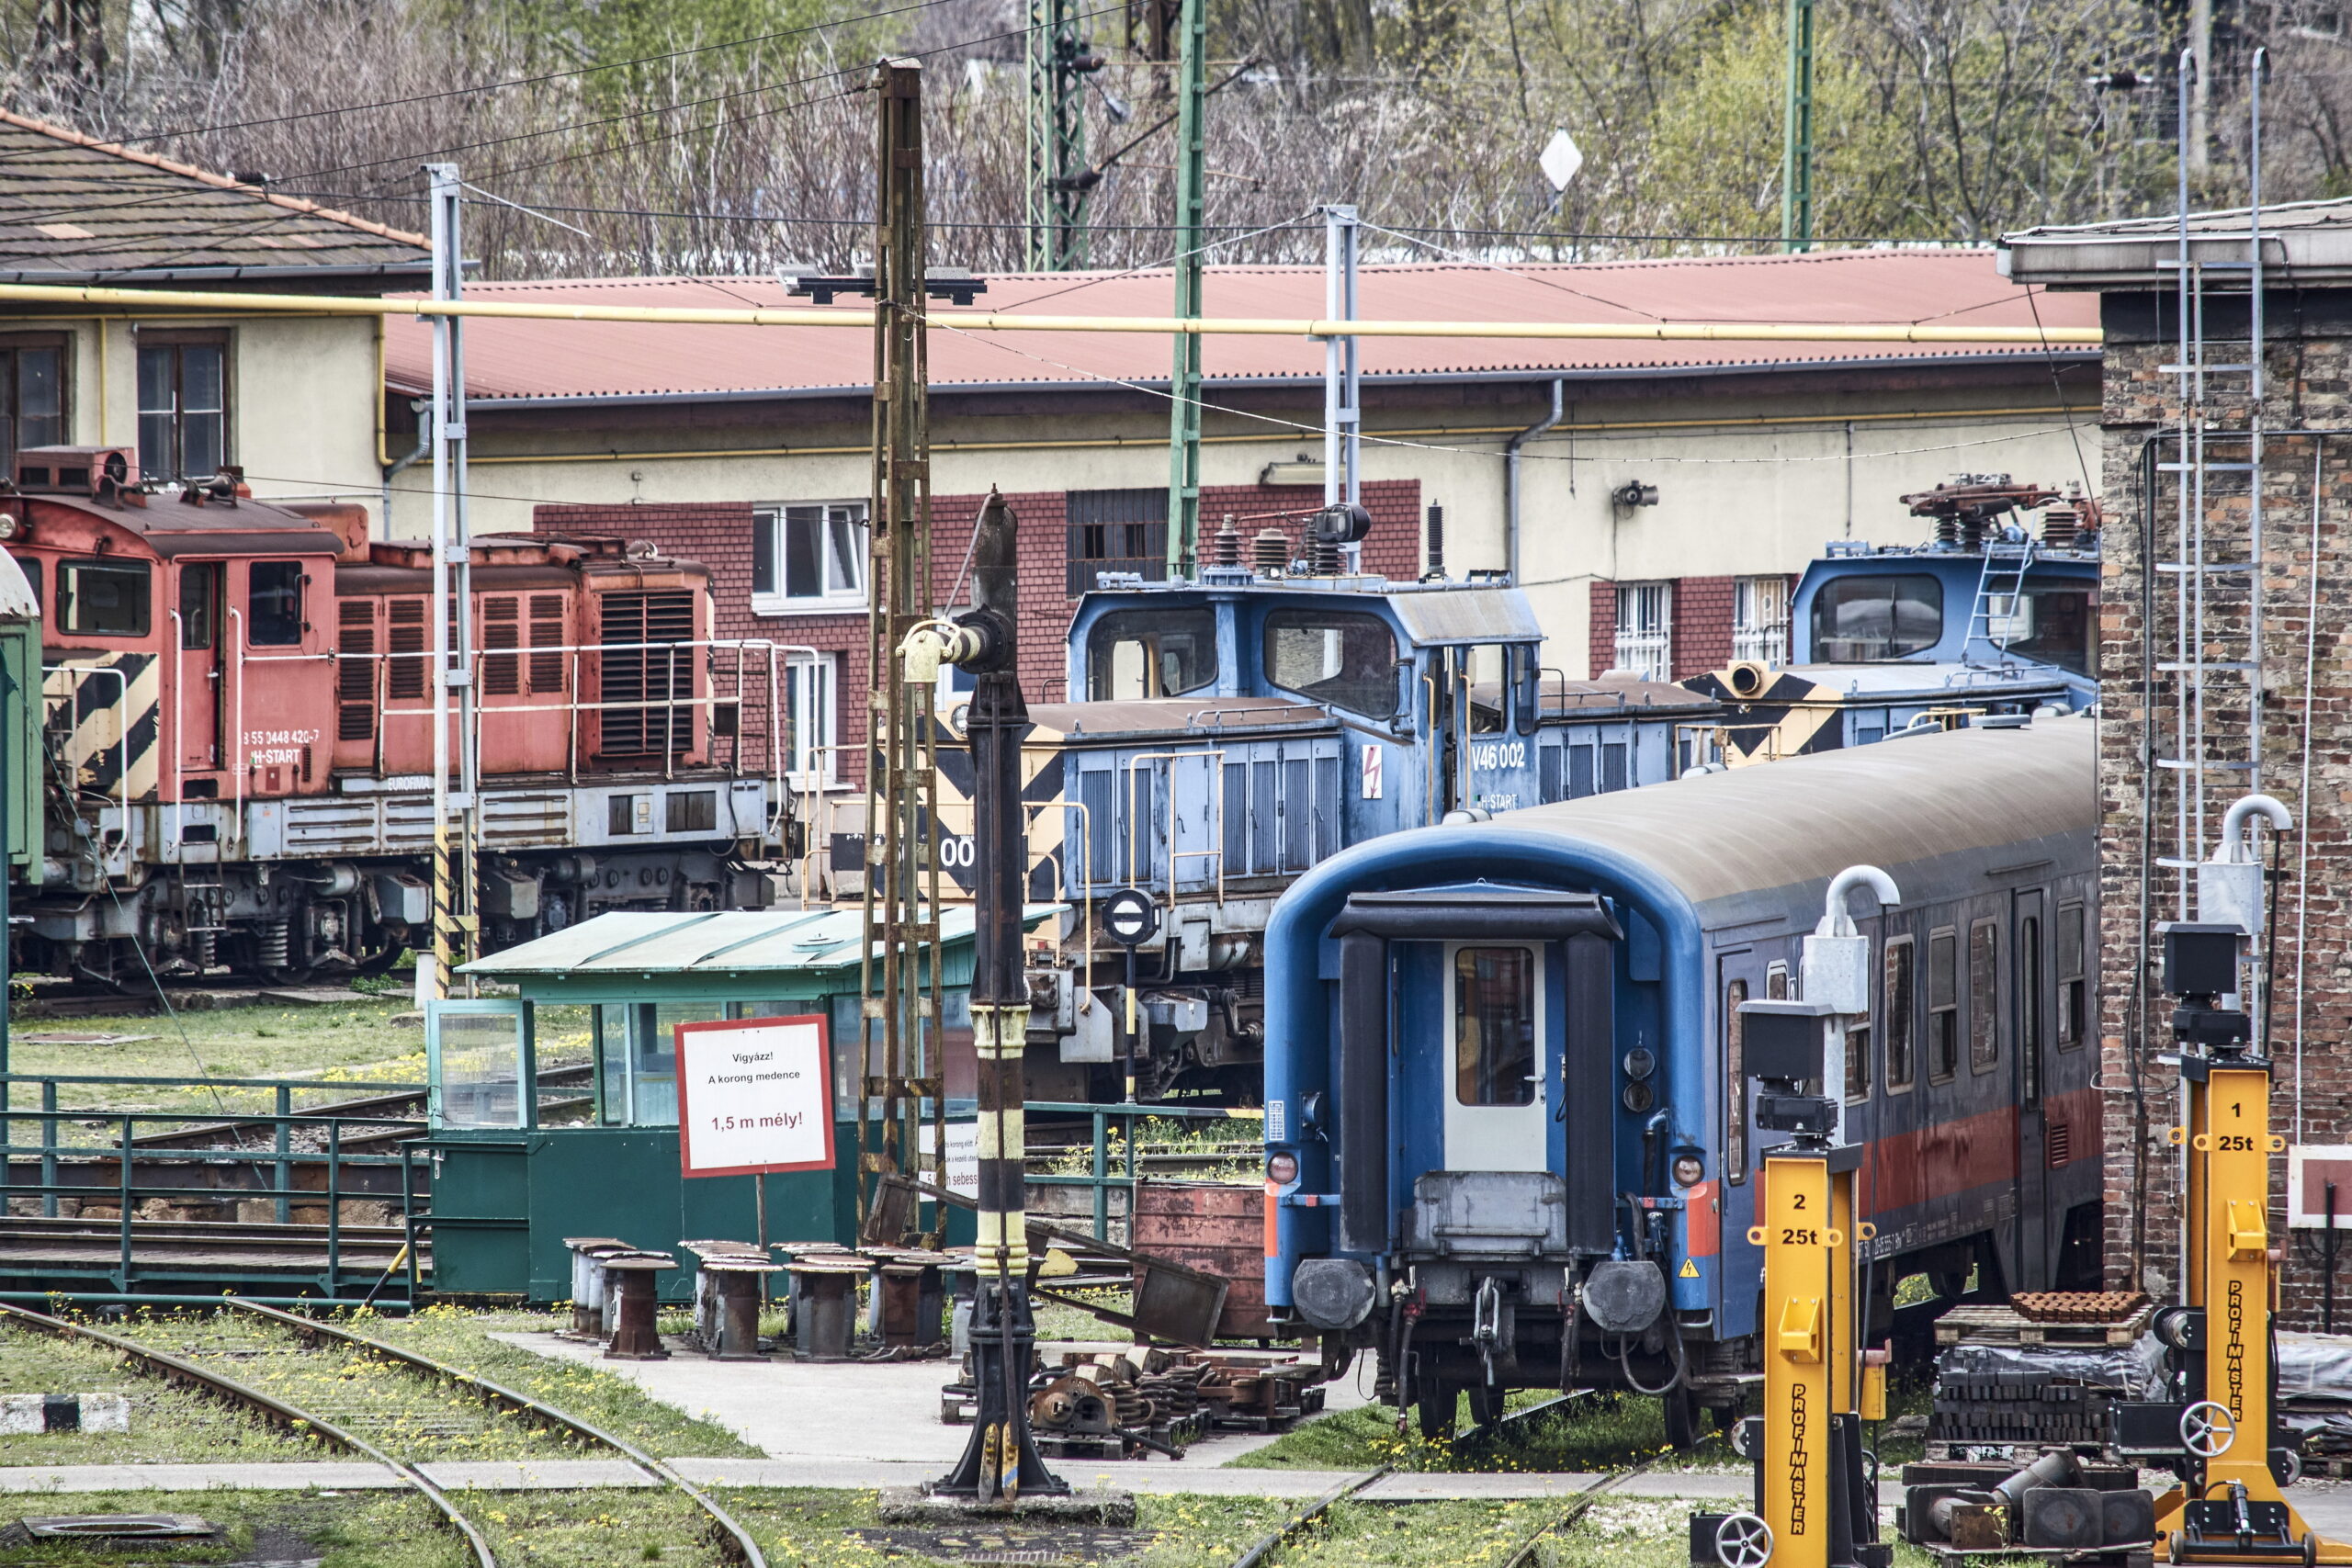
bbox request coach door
[175,562,223,775]
[2013,889,2051,1288]
[1443,941,1549,1170]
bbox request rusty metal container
[1130,1179,1278,1340]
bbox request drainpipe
[1504,378,1565,584]
[379,398,432,541]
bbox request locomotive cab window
[1811,573,1941,661]
[247,561,303,646]
[1928,927,1958,1081]
[1454,946,1537,1106]
[1969,918,2000,1072]
[178,564,219,649]
[1996,587,2094,677]
[1087,607,1217,699]
[1263,609,1397,719]
[56,558,150,637]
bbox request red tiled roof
[385,248,2098,403]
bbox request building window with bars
[136,335,228,482]
[785,654,839,783]
[1733,575,1791,666]
[1612,581,1671,681]
[1066,488,1169,596]
[752,502,866,613]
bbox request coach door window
[2019,912,2043,1104]
[248,561,304,646]
[1969,919,1999,1073]
[2057,902,2086,1049]
[1724,976,1748,1183]
[1928,928,1958,1081]
[1883,938,1916,1091]
[56,558,150,637]
[1455,947,1536,1105]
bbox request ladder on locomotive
[2153,57,2272,919]
[1962,536,2037,668]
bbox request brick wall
[537,478,1421,787]
[1589,581,1619,676]
[2093,311,2352,1324]
[1672,575,1736,679]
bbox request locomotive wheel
[1467,1382,1505,1427]
[1416,1387,1455,1439]
[1664,1385,1702,1450]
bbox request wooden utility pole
[856,59,949,1233]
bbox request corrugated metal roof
[384,249,2099,404]
[0,111,431,278]
[457,904,1059,976]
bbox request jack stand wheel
[2306,1533,2320,1568]
[1665,1385,1702,1451]
[1714,1513,1773,1568]
[2181,1401,2237,1458]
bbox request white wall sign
[920,1118,980,1197]
[675,1015,836,1178]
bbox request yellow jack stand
[1691,998,1888,1568]
[2149,1048,2345,1564]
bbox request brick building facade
[537,479,1422,789]
[2007,204,2352,1320]
[1585,573,1795,682]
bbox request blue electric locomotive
[1260,716,2098,1438]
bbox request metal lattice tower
[858,60,949,1234]
[1162,0,1206,575]
[1781,0,1815,254]
[1027,0,1098,271]
[2154,51,2269,919]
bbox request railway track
[0,1298,767,1568]
[1225,1394,1658,1568]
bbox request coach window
[137,334,228,481]
[1724,977,1747,1183]
[1883,937,1917,1091]
[247,561,304,646]
[1969,918,1999,1072]
[2057,901,2086,1049]
[1811,573,1940,661]
[1845,1018,1871,1101]
[56,558,151,637]
[1928,927,1958,1081]
[1454,947,1536,1106]
[1264,608,1397,719]
[1087,607,1217,698]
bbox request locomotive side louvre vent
[597,590,695,756]
[528,595,566,694]
[2047,1120,2071,1169]
[482,596,521,696]
[388,599,426,700]
[336,599,376,742]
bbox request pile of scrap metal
[943,1344,1329,1460]
[1897,1450,2157,1562]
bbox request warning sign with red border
[675,1015,836,1179]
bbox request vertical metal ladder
[2154,52,2269,915]
[1962,536,2038,666]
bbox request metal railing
[1023,1100,1262,1242]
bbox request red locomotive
[4,446,795,984]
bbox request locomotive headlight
[1672,1154,1706,1188]
[1622,1080,1656,1113]
[1622,1047,1656,1080]
[1266,1151,1299,1186]
[0,511,19,539]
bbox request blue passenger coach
[1259,717,2098,1441]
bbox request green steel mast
[1781,0,1815,253]
[1163,0,1206,576]
[1028,0,1099,270]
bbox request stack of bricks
[2092,318,2352,1325]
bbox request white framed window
[784,654,840,783]
[752,502,867,613]
[1733,575,1791,666]
[1613,581,1671,682]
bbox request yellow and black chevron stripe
[45,652,161,802]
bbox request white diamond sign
[1540,129,1584,191]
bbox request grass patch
[1229,1392,1743,1473]
[0,1321,328,1465]
[360,1306,763,1459]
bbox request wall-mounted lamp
[1611,481,1659,510]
